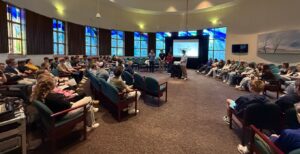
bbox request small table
[0,108,26,154]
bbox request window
[178,31,197,37]
[134,32,148,57]
[203,27,227,60]
[7,5,26,55]
[111,30,124,56]
[53,19,65,55]
[85,26,98,56]
[156,32,171,57]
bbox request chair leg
[229,109,233,129]
[242,125,247,146]
[118,109,121,122]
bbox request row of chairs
[87,70,168,121]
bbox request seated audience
[51,57,59,70]
[235,62,256,91]
[270,128,300,153]
[18,60,33,75]
[109,66,141,114]
[197,58,213,73]
[0,63,7,85]
[4,58,36,85]
[124,61,134,75]
[214,59,231,79]
[223,79,269,122]
[275,79,300,112]
[31,76,99,131]
[226,61,246,85]
[25,58,39,72]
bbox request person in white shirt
[180,50,188,80]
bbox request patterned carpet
[31,70,249,154]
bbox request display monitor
[173,39,199,57]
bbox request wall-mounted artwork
[258,30,300,54]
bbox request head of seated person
[249,79,265,94]
[43,57,49,64]
[0,63,5,72]
[6,58,16,68]
[113,66,123,78]
[31,75,56,102]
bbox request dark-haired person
[4,58,36,85]
[109,66,141,114]
[223,79,269,123]
[158,50,166,72]
[125,61,135,75]
[0,63,7,85]
[275,79,300,112]
[25,59,39,72]
[196,58,213,73]
[165,52,174,73]
[149,49,156,73]
[180,50,188,80]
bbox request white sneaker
[184,78,188,80]
[235,85,241,89]
[223,80,227,83]
[93,107,99,112]
[92,123,99,128]
[128,109,139,114]
[86,127,92,132]
[237,144,249,154]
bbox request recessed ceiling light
[110,0,115,2]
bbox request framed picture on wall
[257,30,300,54]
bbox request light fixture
[96,12,101,18]
[96,0,101,18]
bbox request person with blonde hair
[223,79,269,123]
[31,76,99,131]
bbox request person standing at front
[180,50,188,80]
[149,50,156,73]
[158,50,166,72]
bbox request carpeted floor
[32,70,251,154]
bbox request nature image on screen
[173,39,199,57]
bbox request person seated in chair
[0,63,7,85]
[31,76,99,131]
[275,79,300,112]
[109,66,141,114]
[223,79,269,123]
[17,60,33,75]
[25,58,39,72]
[4,58,36,85]
[196,58,213,73]
[124,61,135,75]
[269,128,300,154]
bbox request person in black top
[31,76,99,130]
[158,50,166,71]
[275,79,300,112]
[224,79,269,122]
[124,61,134,75]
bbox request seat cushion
[254,134,273,154]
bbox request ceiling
[4,0,300,34]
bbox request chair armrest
[159,81,168,86]
[51,104,87,118]
[250,125,284,154]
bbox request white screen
[173,39,199,57]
